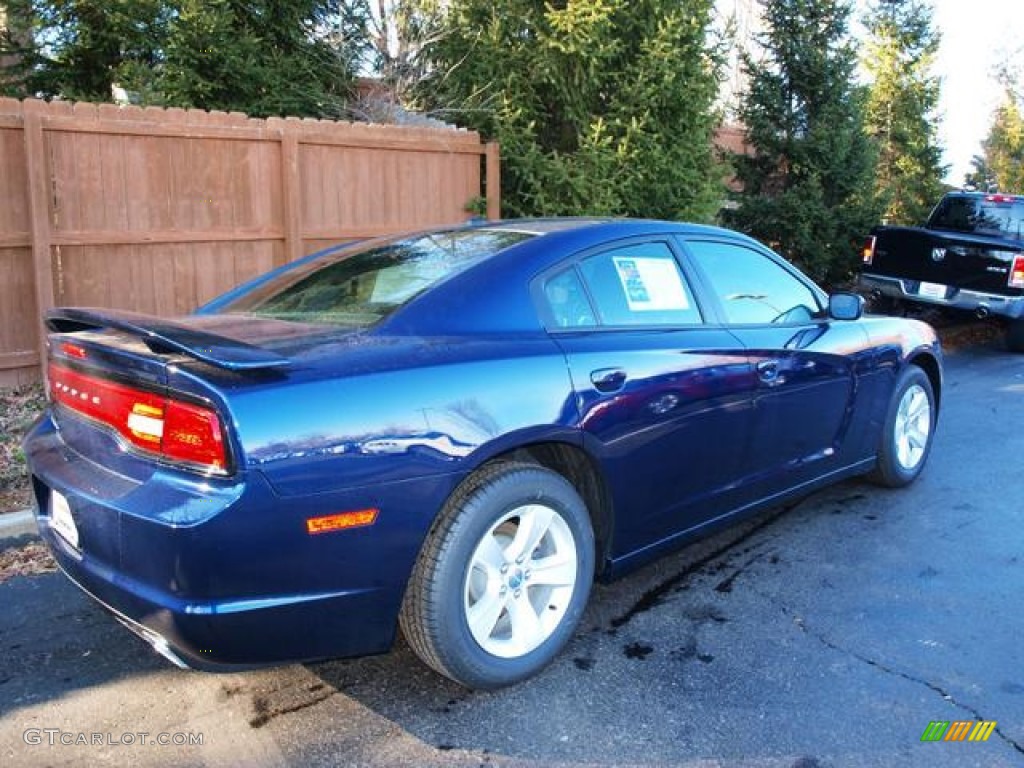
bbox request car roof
[472,218,614,235]
[471,217,738,239]
[381,218,764,336]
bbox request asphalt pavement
[1,338,1022,767]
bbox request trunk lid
[47,308,296,372]
[44,308,342,476]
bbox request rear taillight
[60,342,88,359]
[162,399,226,469]
[49,362,228,474]
[1010,254,1024,289]
[862,236,876,265]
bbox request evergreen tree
[980,90,1024,192]
[1,2,31,95]
[0,1,357,117]
[162,0,354,118]
[420,0,724,220]
[964,154,995,192]
[862,0,945,225]
[728,0,881,285]
[0,0,168,101]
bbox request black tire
[869,366,936,488]
[1006,319,1024,353]
[399,462,595,690]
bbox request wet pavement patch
[623,642,654,660]
[248,680,337,728]
[608,503,797,630]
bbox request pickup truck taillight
[1010,255,1024,289]
[48,362,228,474]
[862,236,876,265]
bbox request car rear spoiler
[45,307,291,371]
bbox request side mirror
[829,292,864,321]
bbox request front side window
[686,240,821,325]
[574,242,701,327]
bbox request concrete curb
[0,509,38,540]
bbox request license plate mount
[50,490,79,549]
[918,281,947,300]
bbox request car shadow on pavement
[285,503,809,766]
[0,565,167,719]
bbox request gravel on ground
[0,382,45,515]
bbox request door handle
[590,367,627,393]
[756,360,780,384]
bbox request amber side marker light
[306,509,379,535]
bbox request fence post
[485,142,501,221]
[275,119,302,268]
[23,99,55,373]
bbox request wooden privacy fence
[0,98,500,385]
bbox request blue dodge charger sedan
[23,219,942,689]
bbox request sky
[876,0,1024,186]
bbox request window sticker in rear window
[613,256,691,312]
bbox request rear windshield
[928,196,1024,239]
[216,228,533,326]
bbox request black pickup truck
[859,191,1024,351]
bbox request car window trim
[674,235,828,328]
[533,234,710,334]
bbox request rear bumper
[37,519,394,670]
[859,273,1024,319]
[24,412,452,669]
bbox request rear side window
[576,242,701,327]
[545,269,597,328]
[217,229,533,326]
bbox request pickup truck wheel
[1006,319,1024,353]
[870,366,935,488]
[399,462,595,690]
